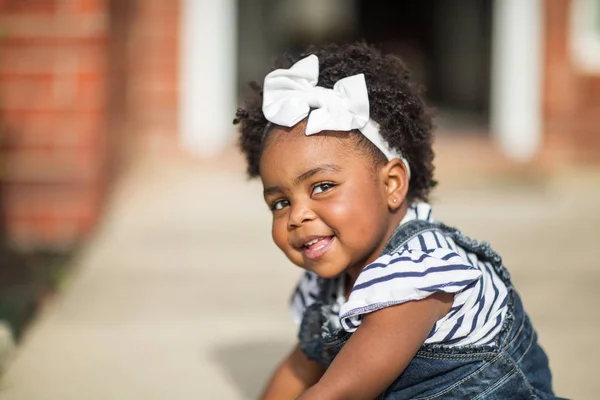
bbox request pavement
[0,149,598,400]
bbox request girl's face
[259,122,408,281]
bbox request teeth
[305,238,320,246]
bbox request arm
[260,343,326,400]
[298,292,453,400]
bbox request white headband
[261,54,410,177]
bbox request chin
[306,264,345,279]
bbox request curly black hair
[233,42,437,202]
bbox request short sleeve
[339,248,482,332]
[289,271,322,324]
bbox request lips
[300,236,334,260]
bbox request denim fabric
[298,220,559,399]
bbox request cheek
[271,218,288,250]
[333,181,382,214]
[326,185,386,236]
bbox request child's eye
[312,182,335,195]
[270,199,290,211]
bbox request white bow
[262,54,410,176]
[263,54,370,135]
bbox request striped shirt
[290,203,509,347]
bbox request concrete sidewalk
[0,155,598,399]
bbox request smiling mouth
[301,236,334,260]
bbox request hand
[260,344,325,400]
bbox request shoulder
[339,246,482,331]
[354,246,481,292]
[404,227,457,252]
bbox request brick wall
[543,0,600,163]
[125,0,179,153]
[0,0,180,250]
[105,0,180,173]
[0,0,109,249]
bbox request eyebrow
[263,164,343,196]
[293,164,343,185]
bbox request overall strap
[380,219,513,287]
[380,219,441,256]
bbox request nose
[287,200,316,230]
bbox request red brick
[6,216,80,249]
[76,71,106,109]
[1,112,101,150]
[126,0,180,142]
[541,0,600,163]
[137,0,179,19]
[2,108,104,122]
[4,182,94,212]
[76,0,107,14]
[0,0,113,250]
[0,46,55,74]
[0,76,56,110]
[75,45,107,74]
[0,0,189,248]
[1,36,107,46]
[0,44,106,75]
[0,78,106,112]
[2,181,102,249]
[3,181,99,218]
[129,53,177,73]
[1,146,101,183]
[0,0,57,14]
[0,10,108,39]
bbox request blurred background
[0,0,598,399]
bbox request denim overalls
[299,220,558,399]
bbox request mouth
[299,236,335,261]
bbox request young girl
[234,43,558,400]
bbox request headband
[261,54,410,177]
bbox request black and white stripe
[290,203,509,347]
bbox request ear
[380,158,409,210]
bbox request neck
[344,201,409,290]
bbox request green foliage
[0,249,72,340]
